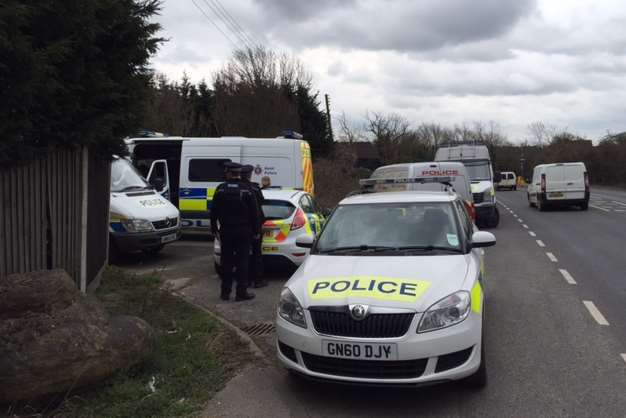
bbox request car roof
[339,191,456,205]
[261,189,304,202]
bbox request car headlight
[483,189,493,203]
[278,288,307,328]
[121,219,154,233]
[417,291,471,333]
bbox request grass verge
[50,267,255,418]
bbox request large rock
[0,270,154,402]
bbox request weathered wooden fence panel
[0,147,109,289]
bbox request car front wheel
[463,333,487,388]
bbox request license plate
[549,192,564,198]
[322,340,398,361]
[161,233,177,244]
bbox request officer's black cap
[223,162,242,172]
[241,164,254,174]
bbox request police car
[275,189,495,387]
[214,189,326,272]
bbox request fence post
[80,146,89,293]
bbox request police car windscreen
[111,159,150,192]
[315,202,462,253]
[262,200,296,220]
[463,161,491,181]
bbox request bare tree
[337,111,365,143]
[527,121,557,147]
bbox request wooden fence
[0,147,110,291]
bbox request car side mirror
[471,231,496,248]
[150,177,165,191]
[320,207,332,217]
[296,235,314,249]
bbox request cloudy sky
[152,0,626,142]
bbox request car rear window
[262,199,295,220]
[188,159,231,182]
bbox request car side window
[299,195,314,213]
[454,200,472,240]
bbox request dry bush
[314,146,367,209]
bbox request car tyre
[538,199,546,212]
[512,186,517,191]
[463,337,488,389]
[487,207,499,228]
[581,201,589,211]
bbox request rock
[0,270,154,402]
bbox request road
[116,189,626,417]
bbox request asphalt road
[115,190,626,417]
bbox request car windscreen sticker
[307,276,431,302]
[446,233,459,246]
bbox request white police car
[275,190,495,387]
[214,189,326,273]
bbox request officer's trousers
[220,229,251,296]
[249,236,263,285]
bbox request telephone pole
[325,94,334,142]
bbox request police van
[276,187,495,387]
[362,162,476,220]
[124,132,314,231]
[435,145,500,228]
[109,157,181,256]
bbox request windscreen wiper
[395,245,463,254]
[318,245,397,254]
[118,185,149,192]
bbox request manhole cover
[242,322,275,337]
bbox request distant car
[496,171,517,191]
[527,162,589,211]
[276,189,495,388]
[214,189,326,274]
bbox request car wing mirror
[471,231,496,248]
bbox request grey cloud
[256,0,537,53]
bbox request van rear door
[563,164,586,199]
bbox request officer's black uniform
[241,165,267,288]
[210,163,259,301]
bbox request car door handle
[567,182,574,185]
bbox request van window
[189,159,231,182]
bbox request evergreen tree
[0,0,163,163]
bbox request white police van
[435,145,500,228]
[363,162,476,221]
[124,133,314,231]
[276,188,495,387]
[109,157,181,256]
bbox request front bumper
[276,310,482,385]
[111,227,181,253]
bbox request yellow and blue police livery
[214,189,325,272]
[276,190,495,387]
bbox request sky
[151,0,626,142]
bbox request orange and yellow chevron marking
[301,142,314,195]
[263,220,292,243]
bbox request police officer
[210,162,258,301]
[241,165,268,288]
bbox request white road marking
[529,231,537,237]
[546,252,558,262]
[536,240,546,247]
[615,210,626,213]
[590,204,610,212]
[612,200,626,207]
[621,354,626,364]
[582,301,610,326]
[522,224,529,229]
[518,218,523,223]
[513,214,518,218]
[558,269,577,285]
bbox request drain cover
[242,322,275,337]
